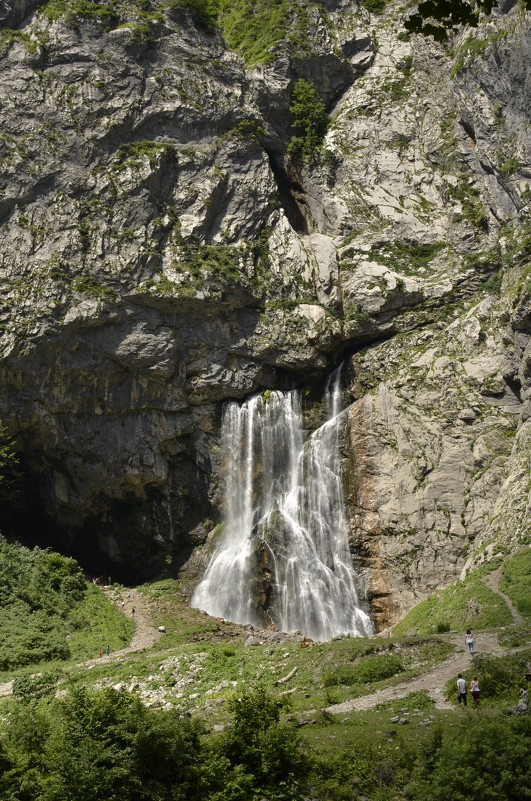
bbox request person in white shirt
[457,673,468,706]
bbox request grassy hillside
[391,560,513,636]
[0,536,134,673]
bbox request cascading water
[191,370,373,641]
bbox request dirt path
[324,632,505,714]
[0,586,162,698]
[80,585,162,667]
[483,565,524,625]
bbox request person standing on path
[470,675,480,707]
[132,607,135,619]
[465,629,474,653]
[457,673,468,706]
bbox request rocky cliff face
[0,0,529,627]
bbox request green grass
[392,564,513,636]
[1,547,530,801]
[323,653,404,687]
[499,548,531,618]
[217,0,292,65]
[66,584,135,660]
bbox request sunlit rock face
[0,0,529,616]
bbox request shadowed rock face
[0,1,529,611]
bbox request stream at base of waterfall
[191,370,373,642]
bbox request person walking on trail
[470,675,480,707]
[465,629,474,653]
[106,644,110,656]
[121,600,125,610]
[457,673,468,706]
[132,607,136,619]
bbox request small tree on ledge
[287,78,328,161]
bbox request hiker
[465,629,474,653]
[98,648,102,658]
[457,673,467,706]
[132,607,136,619]
[121,600,125,610]
[106,643,110,656]
[470,675,480,707]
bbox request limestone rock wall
[0,0,529,617]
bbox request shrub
[287,79,328,160]
[416,715,531,801]
[0,538,132,669]
[2,687,205,801]
[12,670,60,700]
[215,685,309,800]
[323,654,403,686]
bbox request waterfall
[191,370,373,641]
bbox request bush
[0,538,131,670]
[416,715,531,801]
[2,687,205,801]
[444,651,531,706]
[323,654,403,687]
[12,670,60,700]
[287,79,328,160]
[215,685,309,800]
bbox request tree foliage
[405,0,531,41]
[416,715,531,801]
[0,686,309,801]
[287,78,328,160]
[1,688,204,801]
[214,685,310,800]
[0,536,87,669]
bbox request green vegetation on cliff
[0,537,133,670]
[217,0,292,65]
[1,0,334,66]
[288,78,329,160]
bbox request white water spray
[191,370,373,641]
